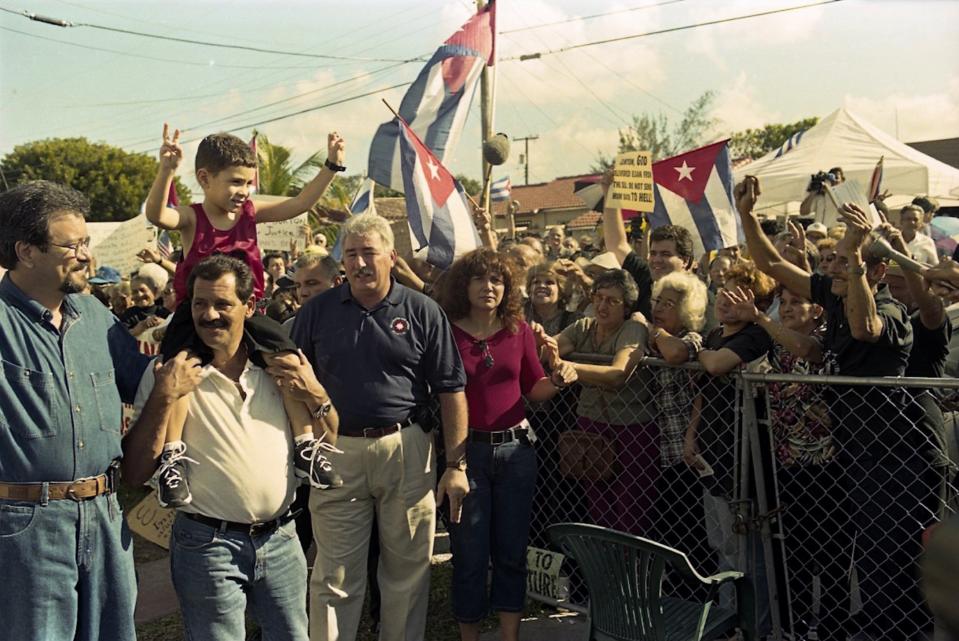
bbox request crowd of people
[1,123,958,641]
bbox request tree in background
[254,130,324,197]
[728,117,819,160]
[592,91,717,171]
[0,138,189,222]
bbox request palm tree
[253,130,324,197]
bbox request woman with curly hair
[440,248,577,641]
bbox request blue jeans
[449,439,537,623]
[0,493,136,641]
[170,512,308,641]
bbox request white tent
[736,107,959,215]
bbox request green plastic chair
[548,523,755,641]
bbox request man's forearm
[438,391,468,463]
[845,255,882,341]
[121,390,176,486]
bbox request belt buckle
[491,430,506,446]
[65,483,83,502]
[249,521,269,537]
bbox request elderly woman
[724,284,845,640]
[554,269,658,535]
[120,265,170,337]
[643,272,713,564]
[440,248,577,641]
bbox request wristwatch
[446,455,467,472]
[311,400,333,419]
[324,158,347,173]
[846,264,866,276]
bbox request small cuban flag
[649,140,742,259]
[398,116,479,269]
[331,179,377,261]
[490,175,511,202]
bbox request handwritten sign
[88,214,155,276]
[606,151,655,212]
[823,179,881,227]
[526,546,568,601]
[257,213,310,253]
[127,490,175,549]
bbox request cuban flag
[331,179,377,261]
[490,176,511,202]
[398,117,478,269]
[868,155,884,203]
[649,140,742,258]
[368,2,495,191]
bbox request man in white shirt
[898,204,939,265]
[123,254,337,641]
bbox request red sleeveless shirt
[173,200,265,305]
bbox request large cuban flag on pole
[368,1,495,191]
[398,116,479,269]
[650,140,742,259]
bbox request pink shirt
[173,200,265,305]
[453,321,546,431]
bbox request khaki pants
[309,425,436,641]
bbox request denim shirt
[0,275,149,482]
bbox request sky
[1,0,957,199]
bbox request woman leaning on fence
[439,248,578,641]
[725,284,849,641]
[551,269,660,536]
[642,271,714,572]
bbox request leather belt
[468,427,529,446]
[183,509,298,538]
[341,415,417,439]
[0,474,113,502]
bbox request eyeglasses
[48,237,92,257]
[476,339,494,369]
[591,293,624,307]
[652,296,678,310]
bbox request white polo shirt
[133,359,297,523]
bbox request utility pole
[514,135,539,185]
[478,0,493,209]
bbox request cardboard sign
[257,212,310,253]
[390,219,416,259]
[823,180,881,228]
[606,151,655,212]
[526,546,568,601]
[126,490,175,549]
[87,214,155,276]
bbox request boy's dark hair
[0,180,90,270]
[649,225,694,264]
[187,254,255,302]
[195,133,257,175]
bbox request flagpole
[478,0,493,212]
[381,99,483,213]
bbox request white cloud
[844,76,959,143]
[711,72,782,134]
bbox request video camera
[807,170,839,194]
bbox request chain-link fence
[519,355,958,641]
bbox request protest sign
[526,546,568,602]
[257,212,310,253]
[390,219,416,259]
[606,151,655,212]
[823,179,881,227]
[88,214,154,276]
[127,490,175,549]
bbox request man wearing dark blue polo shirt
[291,213,468,641]
[0,181,187,641]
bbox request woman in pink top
[440,248,576,641]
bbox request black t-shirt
[696,324,773,496]
[621,251,652,320]
[119,303,169,330]
[905,312,952,379]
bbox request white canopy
[736,107,959,214]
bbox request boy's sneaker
[294,438,344,490]
[156,443,195,508]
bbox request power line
[133,82,411,152]
[503,0,842,61]
[0,25,351,70]
[0,6,427,63]
[500,0,687,34]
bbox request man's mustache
[199,319,228,329]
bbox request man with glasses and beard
[0,180,199,641]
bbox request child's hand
[160,123,183,172]
[328,132,345,167]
